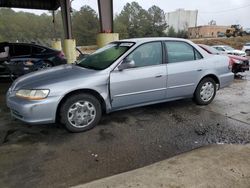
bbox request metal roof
[0,0,60,10]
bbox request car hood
[11,64,99,90]
[228,50,246,55]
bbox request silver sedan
[6,38,234,132]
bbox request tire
[60,94,102,133]
[194,77,216,105]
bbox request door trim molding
[114,87,167,98]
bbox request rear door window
[32,46,45,54]
[164,41,202,63]
[13,44,31,56]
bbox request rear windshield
[77,42,134,70]
[200,44,221,55]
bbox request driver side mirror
[118,59,135,71]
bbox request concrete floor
[75,144,250,188]
[0,72,250,188]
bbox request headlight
[233,59,243,64]
[16,89,50,100]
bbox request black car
[0,42,67,78]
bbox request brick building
[188,25,229,38]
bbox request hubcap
[40,62,52,69]
[67,101,96,128]
[200,82,215,102]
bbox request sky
[13,0,250,28]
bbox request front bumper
[6,94,60,124]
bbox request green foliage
[167,26,188,38]
[72,6,99,45]
[114,2,168,39]
[0,2,188,46]
[148,5,168,37]
[0,8,63,45]
[0,7,98,46]
[167,26,177,37]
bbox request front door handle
[197,69,203,72]
[155,75,163,78]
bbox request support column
[51,39,62,51]
[60,0,76,63]
[63,39,76,64]
[51,11,62,51]
[97,0,119,48]
[60,0,72,39]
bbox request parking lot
[0,72,250,188]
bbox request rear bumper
[219,72,234,89]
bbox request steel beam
[60,0,72,39]
[98,0,113,33]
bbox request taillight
[58,51,65,58]
[228,58,234,70]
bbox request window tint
[8,44,14,56]
[126,42,162,68]
[215,47,225,51]
[13,45,31,56]
[32,46,45,54]
[165,41,202,63]
[195,49,203,60]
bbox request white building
[166,9,198,31]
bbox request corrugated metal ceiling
[0,0,60,10]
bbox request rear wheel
[194,77,216,105]
[39,61,53,70]
[60,94,102,132]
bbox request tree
[114,2,169,38]
[0,8,63,44]
[167,26,177,37]
[148,5,168,37]
[114,2,151,39]
[72,6,99,45]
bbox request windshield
[224,46,234,51]
[77,42,134,70]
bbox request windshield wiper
[76,63,101,70]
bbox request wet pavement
[0,72,250,188]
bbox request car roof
[212,45,225,47]
[118,37,190,44]
[9,42,47,48]
[1,42,57,51]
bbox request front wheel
[194,78,216,105]
[60,94,102,132]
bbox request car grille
[243,60,249,70]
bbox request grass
[192,36,250,50]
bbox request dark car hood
[12,64,97,90]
